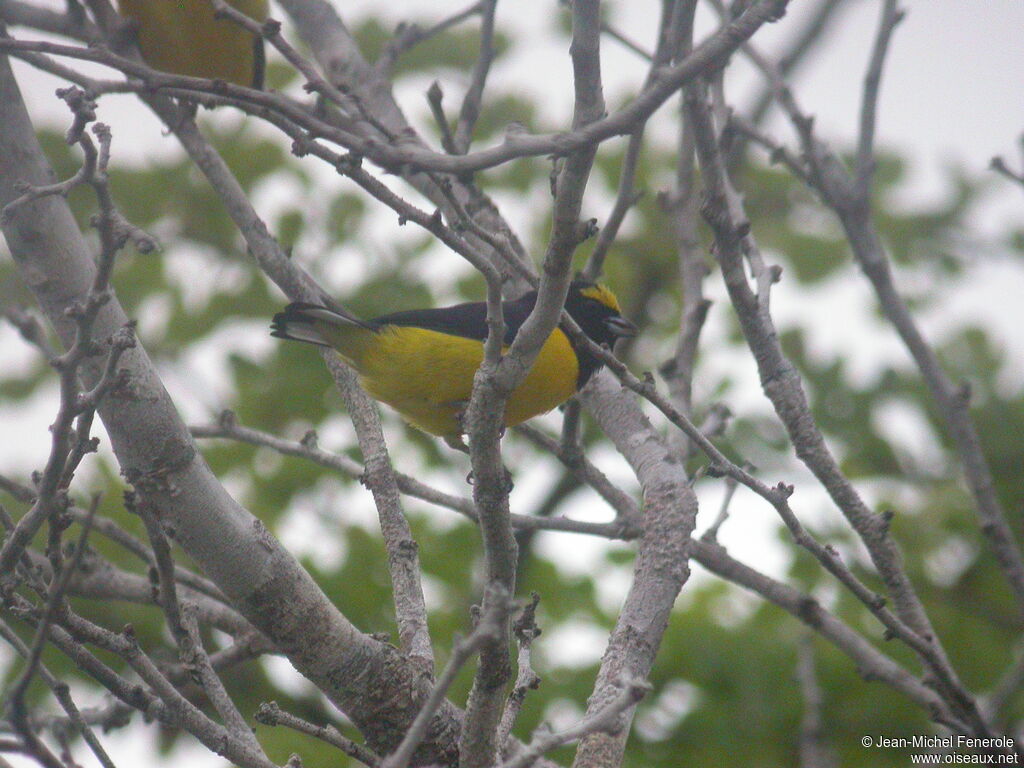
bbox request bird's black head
[563,281,637,386]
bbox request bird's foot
[465,465,514,493]
[443,434,470,453]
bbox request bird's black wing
[374,293,537,345]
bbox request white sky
[3,1,1024,766]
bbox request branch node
[300,429,318,450]
[218,409,237,429]
[512,591,541,643]
[254,701,281,726]
[261,18,283,37]
[774,481,794,499]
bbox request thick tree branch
[572,373,698,768]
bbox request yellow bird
[271,282,637,449]
[116,0,269,88]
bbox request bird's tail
[271,302,378,365]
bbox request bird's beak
[605,316,638,338]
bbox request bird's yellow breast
[352,325,579,437]
[117,0,268,86]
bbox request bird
[271,281,637,450]
[115,0,269,88]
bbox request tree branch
[795,636,838,768]
[854,0,902,194]
[452,0,497,154]
[255,702,381,767]
[382,587,511,768]
[377,1,484,76]
[0,620,118,768]
[317,357,435,673]
[505,678,649,768]
[688,538,964,729]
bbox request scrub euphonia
[116,0,269,88]
[271,282,636,448]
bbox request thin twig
[377,1,484,76]
[194,416,474,516]
[255,702,380,767]
[452,0,497,154]
[513,425,640,528]
[179,604,260,748]
[662,0,708,460]
[5,499,107,768]
[582,128,644,282]
[0,109,140,577]
[728,113,811,183]
[426,81,458,154]
[193,418,631,538]
[701,475,738,542]
[158,632,274,686]
[133,497,188,648]
[499,678,650,768]
[0,0,100,42]
[983,640,1024,726]
[585,0,696,281]
[496,593,542,757]
[0,621,120,768]
[741,0,848,131]
[599,22,652,61]
[990,142,1024,193]
[854,0,903,195]
[51,608,278,768]
[688,539,964,729]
